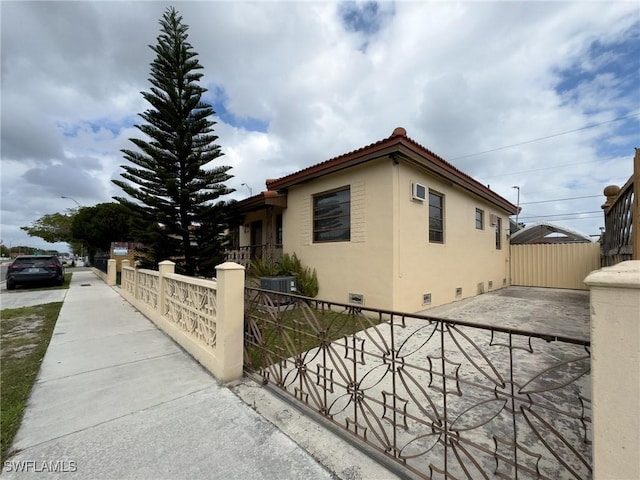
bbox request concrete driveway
[417,285,590,341]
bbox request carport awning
[510,221,593,244]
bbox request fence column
[215,261,246,382]
[158,260,175,315]
[585,260,640,480]
[106,259,117,286]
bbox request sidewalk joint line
[37,351,182,384]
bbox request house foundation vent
[477,282,485,295]
[488,280,493,289]
[456,287,462,297]
[422,293,432,305]
[349,293,364,306]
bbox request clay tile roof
[265,128,517,214]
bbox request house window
[276,214,283,246]
[495,217,502,249]
[429,190,444,243]
[476,209,484,229]
[313,187,350,242]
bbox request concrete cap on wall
[584,260,640,289]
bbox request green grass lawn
[0,302,63,462]
[245,300,383,370]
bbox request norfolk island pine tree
[113,7,234,276]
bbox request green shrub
[249,256,280,278]
[250,253,319,297]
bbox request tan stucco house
[227,127,518,312]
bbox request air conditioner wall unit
[412,183,427,201]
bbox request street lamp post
[240,183,253,196]
[61,196,81,208]
[61,196,84,261]
[512,186,521,228]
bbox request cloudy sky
[1,1,638,253]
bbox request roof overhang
[236,190,287,214]
[266,129,517,215]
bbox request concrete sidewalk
[0,289,68,309]
[1,271,352,479]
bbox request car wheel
[7,281,16,290]
[58,278,64,286]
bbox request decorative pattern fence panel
[162,274,217,348]
[244,289,592,479]
[136,269,159,310]
[122,267,136,296]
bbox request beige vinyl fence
[510,243,601,290]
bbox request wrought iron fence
[225,244,283,268]
[603,177,634,266]
[244,288,591,479]
[93,254,109,273]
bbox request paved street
[0,266,91,295]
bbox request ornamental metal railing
[244,289,591,479]
[603,176,634,266]
[601,148,639,266]
[224,244,283,268]
[93,254,109,273]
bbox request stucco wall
[282,156,511,312]
[395,163,510,312]
[585,261,640,480]
[283,158,395,309]
[240,211,264,246]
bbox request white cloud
[1,1,638,252]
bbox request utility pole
[512,186,521,229]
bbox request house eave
[236,191,287,213]
[266,129,517,216]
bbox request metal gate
[244,288,592,479]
